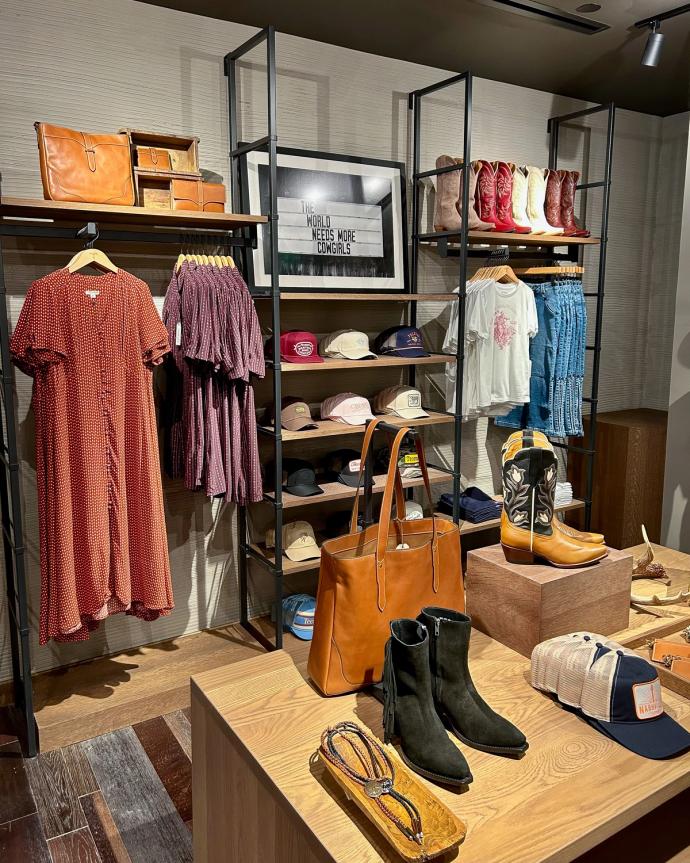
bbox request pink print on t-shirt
[493,310,518,350]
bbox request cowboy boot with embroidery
[474,159,514,232]
[545,169,566,232]
[494,161,530,234]
[456,158,494,230]
[559,170,590,237]
[433,154,462,232]
[510,164,534,233]
[500,439,607,567]
[525,166,564,235]
[501,430,606,545]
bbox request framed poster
[241,147,408,292]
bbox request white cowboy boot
[510,164,534,233]
[525,166,564,235]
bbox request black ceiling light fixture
[635,4,690,68]
[483,0,609,33]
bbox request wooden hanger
[513,265,584,276]
[67,224,118,274]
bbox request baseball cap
[375,444,422,479]
[375,326,430,358]
[280,594,316,640]
[325,510,364,538]
[579,648,690,760]
[325,449,372,488]
[320,329,376,361]
[265,520,321,561]
[268,397,318,432]
[374,385,429,419]
[405,501,424,520]
[281,458,323,497]
[267,331,323,364]
[321,393,375,426]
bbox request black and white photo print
[242,148,407,291]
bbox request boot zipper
[432,618,441,705]
[530,487,536,552]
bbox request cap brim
[281,354,324,364]
[282,419,318,431]
[394,407,430,419]
[380,348,430,358]
[282,484,324,497]
[343,350,377,360]
[338,473,374,488]
[588,713,690,760]
[288,624,314,640]
[284,543,321,562]
[336,414,376,426]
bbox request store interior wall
[661,116,690,552]
[0,0,686,683]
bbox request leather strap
[375,427,410,611]
[349,418,405,534]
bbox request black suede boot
[419,607,528,757]
[383,618,472,787]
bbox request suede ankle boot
[418,607,528,757]
[383,618,472,787]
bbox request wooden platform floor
[0,621,689,862]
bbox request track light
[635,4,690,68]
[641,21,665,67]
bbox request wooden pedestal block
[465,544,632,657]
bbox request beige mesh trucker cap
[320,329,376,360]
[265,520,320,562]
[373,385,429,419]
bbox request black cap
[325,448,373,488]
[325,510,365,538]
[281,458,323,497]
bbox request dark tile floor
[0,709,192,863]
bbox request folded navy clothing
[438,487,502,521]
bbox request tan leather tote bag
[35,122,135,206]
[308,419,464,696]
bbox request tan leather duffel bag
[308,419,464,696]
[35,122,135,206]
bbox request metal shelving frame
[0,209,259,757]
[409,74,614,531]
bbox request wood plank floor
[0,621,689,861]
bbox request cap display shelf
[272,354,454,373]
[264,466,449,509]
[0,197,267,230]
[254,292,459,301]
[259,411,453,442]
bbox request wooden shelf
[249,543,320,574]
[259,411,453,441]
[420,230,600,248]
[276,354,454,373]
[254,292,458,302]
[134,167,202,181]
[264,467,449,508]
[437,496,586,535]
[0,197,267,230]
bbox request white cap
[265,520,321,562]
[320,329,376,360]
[321,392,375,426]
[405,501,424,520]
[374,385,429,419]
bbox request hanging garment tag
[175,322,182,346]
[85,290,100,299]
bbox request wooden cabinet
[568,409,667,549]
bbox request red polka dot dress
[11,268,174,644]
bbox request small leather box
[172,178,202,211]
[671,658,690,681]
[650,639,690,664]
[202,182,225,213]
[137,146,172,172]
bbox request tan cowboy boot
[433,155,462,232]
[454,158,493,231]
[501,430,605,545]
[501,438,607,567]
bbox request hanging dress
[11,268,174,644]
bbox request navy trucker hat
[375,326,430,358]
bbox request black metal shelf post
[547,102,615,530]
[0,214,259,756]
[408,72,472,524]
[225,26,284,652]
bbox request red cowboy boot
[474,160,514,233]
[494,161,530,233]
[558,170,590,237]
[545,169,567,232]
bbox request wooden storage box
[121,128,201,176]
[135,173,172,209]
[465,544,632,657]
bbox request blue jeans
[496,278,585,437]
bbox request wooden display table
[191,628,690,863]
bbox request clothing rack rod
[0,224,258,249]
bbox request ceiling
[143,0,690,116]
